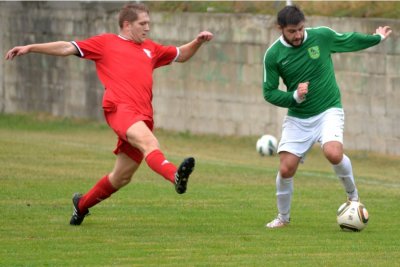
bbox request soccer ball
[336,201,369,232]
[256,134,278,156]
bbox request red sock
[145,149,177,183]
[78,175,117,213]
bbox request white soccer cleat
[265,216,290,229]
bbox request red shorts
[103,103,154,164]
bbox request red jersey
[72,34,178,119]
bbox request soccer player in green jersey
[263,5,392,228]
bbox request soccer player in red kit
[5,3,213,225]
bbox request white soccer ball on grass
[336,201,369,232]
[256,134,278,156]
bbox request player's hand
[297,82,309,101]
[375,26,392,40]
[5,46,30,60]
[196,31,213,43]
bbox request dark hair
[118,3,149,28]
[277,5,305,28]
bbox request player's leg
[126,121,195,194]
[320,108,359,201]
[278,151,301,220]
[126,121,175,182]
[266,115,315,228]
[70,153,139,226]
[323,141,358,201]
[266,151,300,228]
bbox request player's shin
[78,175,117,213]
[276,173,293,222]
[145,149,177,183]
[332,154,359,201]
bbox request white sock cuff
[276,173,293,195]
[333,154,351,168]
[333,154,352,175]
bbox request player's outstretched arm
[5,41,78,60]
[176,31,213,63]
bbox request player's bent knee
[113,176,132,189]
[279,166,296,178]
[109,172,133,189]
[326,153,343,165]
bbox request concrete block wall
[1,2,399,155]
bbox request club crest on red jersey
[143,49,152,58]
[308,46,320,59]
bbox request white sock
[332,154,359,200]
[276,172,293,222]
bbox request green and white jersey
[263,27,382,118]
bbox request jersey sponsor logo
[143,49,152,58]
[308,46,320,59]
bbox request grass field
[0,113,399,266]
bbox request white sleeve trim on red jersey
[71,41,84,57]
[173,47,180,62]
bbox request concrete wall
[1,2,399,155]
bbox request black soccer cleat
[174,157,195,194]
[69,193,89,226]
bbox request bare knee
[108,153,140,189]
[109,172,133,189]
[279,152,300,178]
[279,165,297,178]
[323,142,343,165]
[126,121,159,156]
[326,153,343,165]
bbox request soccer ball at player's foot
[337,201,369,232]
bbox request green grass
[0,113,399,266]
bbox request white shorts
[278,108,344,159]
